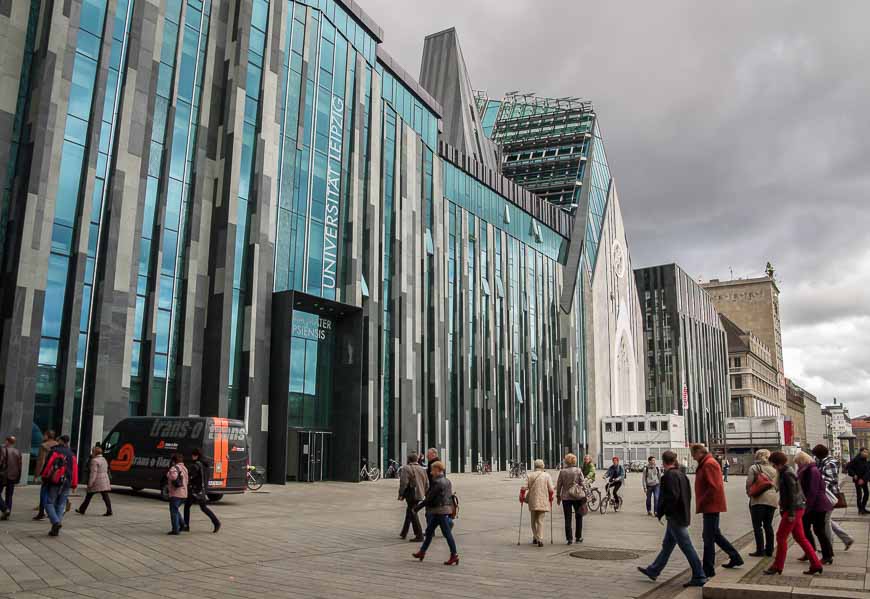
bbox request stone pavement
[0,471,776,598]
[702,479,870,599]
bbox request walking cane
[516,503,524,545]
[550,506,554,544]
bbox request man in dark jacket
[398,452,428,541]
[0,436,22,519]
[182,448,220,533]
[847,448,869,514]
[637,450,706,588]
[692,443,743,577]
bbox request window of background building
[734,357,741,368]
[615,422,623,432]
[650,421,658,431]
[627,422,634,432]
[660,420,668,430]
[605,422,612,433]
[638,422,645,432]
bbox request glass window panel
[64,115,89,145]
[289,336,306,394]
[161,229,178,274]
[38,338,60,367]
[79,0,107,36]
[42,254,69,337]
[69,54,98,120]
[51,223,74,254]
[252,0,269,31]
[165,179,183,230]
[158,276,173,310]
[155,309,170,354]
[304,339,318,395]
[153,353,168,378]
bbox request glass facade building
[634,264,730,444]
[0,0,638,480]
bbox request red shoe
[444,554,460,566]
[412,551,425,561]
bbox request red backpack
[41,451,78,487]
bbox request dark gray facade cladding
[634,264,730,444]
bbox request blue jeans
[645,485,660,513]
[647,520,706,583]
[45,485,70,525]
[420,514,457,555]
[702,513,740,576]
[169,498,184,532]
[38,483,49,513]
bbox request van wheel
[160,484,170,502]
[206,493,223,503]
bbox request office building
[720,315,780,418]
[802,388,827,450]
[600,413,689,466]
[785,378,815,450]
[702,266,786,413]
[823,403,853,460]
[633,264,729,445]
[0,1,642,480]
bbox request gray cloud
[360,0,870,415]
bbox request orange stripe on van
[211,418,228,488]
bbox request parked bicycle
[384,458,401,479]
[246,464,265,491]
[599,480,623,514]
[476,460,492,474]
[582,478,602,512]
[359,459,381,482]
[509,460,527,479]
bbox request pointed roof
[419,28,500,172]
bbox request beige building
[785,379,809,449]
[721,316,780,417]
[702,268,786,413]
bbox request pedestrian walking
[398,452,428,542]
[691,443,743,577]
[182,448,220,533]
[75,446,112,516]
[166,453,188,535]
[555,453,586,544]
[412,461,459,565]
[642,456,662,516]
[764,451,823,575]
[637,450,707,588]
[39,435,78,536]
[722,459,730,482]
[425,448,440,485]
[812,444,854,550]
[581,455,596,481]
[795,451,834,564]
[32,430,58,521]
[846,448,869,515]
[520,459,554,547]
[0,436,23,520]
[746,449,779,557]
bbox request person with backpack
[412,460,459,565]
[521,459,554,547]
[637,450,706,588]
[166,453,188,535]
[642,456,662,516]
[74,446,112,516]
[182,448,220,533]
[0,436,22,520]
[398,452,427,541]
[32,429,58,520]
[746,449,779,557]
[555,453,586,544]
[39,435,78,536]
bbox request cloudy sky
[361,0,870,415]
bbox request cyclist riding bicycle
[605,456,625,505]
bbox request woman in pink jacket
[166,453,188,535]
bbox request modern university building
[0,0,644,482]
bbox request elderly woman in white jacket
[521,459,554,547]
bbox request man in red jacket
[691,444,743,577]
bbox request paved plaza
[0,471,867,598]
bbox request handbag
[834,492,847,509]
[566,471,586,501]
[748,466,774,498]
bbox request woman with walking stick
[520,460,554,547]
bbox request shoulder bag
[748,465,773,498]
[566,470,586,501]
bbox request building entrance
[286,430,331,482]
